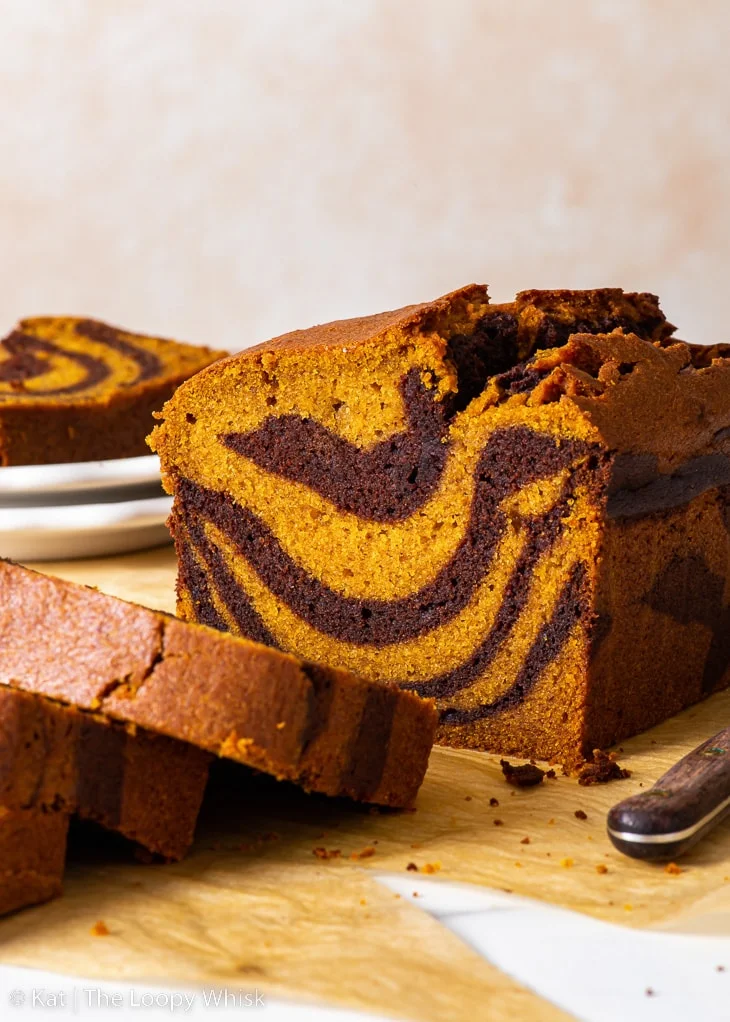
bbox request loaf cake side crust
[0,807,68,916]
[0,317,225,465]
[151,285,730,765]
[0,560,437,807]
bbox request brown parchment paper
[4,545,730,1018]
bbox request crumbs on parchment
[500,759,545,787]
[578,749,631,786]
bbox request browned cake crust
[0,560,437,807]
[0,317,225,465]
[150,285,730,766]
[0,685,211,915]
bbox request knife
[607,726,730,860]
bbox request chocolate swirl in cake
[75,319,163,384]
[174,425,602,724]
[0,320,166,400]
[180,427,594,646]
[222,368,450,522]
[0,332,111,395]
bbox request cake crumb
[645,988,655,997]
[90,920,110,937]
[422,862,441,874]
[520,836,531,844]
[545,769,557,780]
[560,857,574,868]
[493,818,504,827]
[406,862,418,872]
[574,809,588,820]
[500,759,545,787]
[313,847,341,860]
[578,749,631,786]
[596,864,608,874]
[351,846,376,860]
[716,965,725,972]
[276,721,286,729]
[412,891,420,898]
[489,797,500,807]
[665,862,684,876]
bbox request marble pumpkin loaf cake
[0,316,225,464]
[150,285,730,767]
[0,559,436,807]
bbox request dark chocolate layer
[182,511,277,647]
[439,561,589,724]
[646,554,730,695]
[339,683,398,797]
[446,312,519,412]
[75,717,125,829]
[178,427,592,647]
[222,368,449,523]
[608,452,730,519]
[176,526,230,634]
[75,319,163,383]
[534,311,665,349]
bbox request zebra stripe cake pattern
[0,317,225,464]
[151,285,730,765]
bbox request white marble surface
[2,877,728,1021]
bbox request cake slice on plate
[149,285,730,766]
[0,317,225,465]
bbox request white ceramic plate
[0,495,173,561]
[0,454,162,496]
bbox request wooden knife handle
[607,726,730,861]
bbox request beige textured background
[0,0,728,350]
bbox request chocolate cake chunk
[0,685,210,914]
[150,284,730,766]
[0,317,225,464]
[0,560,436,807]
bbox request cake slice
[149,285,730,766]
[0,316,225,465]
[0,559,436,807]
[0,685,210,914]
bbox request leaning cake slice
[0,559,436,807]
[0,316,225,464]
[0,685,211,914]
[149,285,730,766]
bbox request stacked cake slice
[0,559,438,913]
